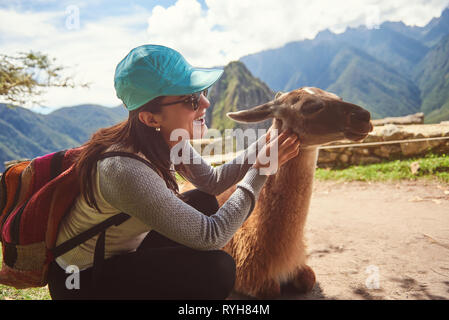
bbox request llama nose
[351,109,371,122]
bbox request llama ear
[226,100,280,123]
[275,91,285,100]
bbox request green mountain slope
[0,118,48,170]
[46,104,128,142]
[0,104,78,152]
[207,61,274,132]
[240,40,341,92]
[327,47,421,119]
[414,34,449,123]
[421,8,449,47]
[0,104,127,171]
[315,26,429,77]
[241,41,421,120]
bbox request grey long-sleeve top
[55,137,268,270]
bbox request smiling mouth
[193,114,206,125]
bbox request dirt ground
[228,179,449,300]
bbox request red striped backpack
[0,148,143,289]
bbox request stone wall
[191,123,449,167]
[317,123,449,168]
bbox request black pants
[47,189,236,300]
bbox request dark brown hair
[75,97,186,212]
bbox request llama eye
[302,102,324,115]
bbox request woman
[47,44,300,299]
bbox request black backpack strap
[49,150,67,180]
[52,151,156,258]
[51,212,130,259]
[92,229,107,289]
[52,151,157,289]
[51,212,130,292]
[0,165,14,215]
[51,152,156,290]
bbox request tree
[0,51,88,106]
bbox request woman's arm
[175,131,267,195]
[97,156,267,251]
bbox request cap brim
[164,67,224,96]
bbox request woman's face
[140,93,210,148]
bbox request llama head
[226,87,373,147]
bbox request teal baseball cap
[114,44,224,111]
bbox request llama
[182,87,373,298]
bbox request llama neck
[257,147,318,232]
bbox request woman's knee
[182,189,219,216]
[204,250,236,298]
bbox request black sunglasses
[159,89,208,111]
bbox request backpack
[0,148,154,289]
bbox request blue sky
[1,0,448,113]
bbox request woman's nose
[199,94,210,109]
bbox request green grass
[0,253,51,300]
[315,153,449,183]
[0,283,50,300]
[177,154,449,184]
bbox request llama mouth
[344,130,369,141]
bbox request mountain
[0,104,127,171]
[315,26,429,76]
[421,8,449,47]
[207,61,275,132]
[381,8,449,47]
[240,25,428,91]
[240,7,449,122]
[240,37,421,119]
[45,104,127,143]
[414,34,449,123]
[380,21,428,42]
[325,47,421,119]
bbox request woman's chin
[201,124,208,137]
[192,122,207,139]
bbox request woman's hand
[252,127,300,174]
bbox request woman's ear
[138,111,161,129]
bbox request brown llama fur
[221,146,318,298]
[180,87,373,298]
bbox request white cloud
[147,0,449,67]
[0,6,150,111]
[0,9,58,38]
